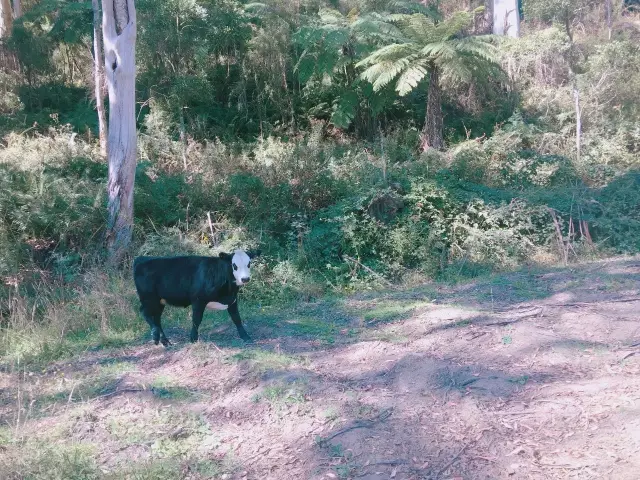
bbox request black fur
[133,251,260,346]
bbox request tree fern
[396,62,428,96]
[356,4,503,149]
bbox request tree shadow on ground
[2,256,640,479]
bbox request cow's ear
[218,252,232,260]
[247,249,262,259]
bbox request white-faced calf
[133,249,261,346]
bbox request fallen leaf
[390,467,397,478]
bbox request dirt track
[2,257,640,479]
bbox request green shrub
[589,171,640,252]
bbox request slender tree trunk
[179,106,188,171]
[563,10,573,42]
[92,0,107,157]
[102,0,137,265]
[606,0,612,40]
[573,82,581,163]
[0,0,13,38]
[420,65,444,151]
[12,0,20,19]
[492,0,520,37]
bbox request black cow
[133,249,261,346]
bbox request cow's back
[133,255,227,304]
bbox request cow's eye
[247,262,251,269]
[232,263,238,271]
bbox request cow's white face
[219,249,261,287]
[231,249,252,286]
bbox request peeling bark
[102,0,137,265]
[93,0,107,157]
[0,0,13,38]
[12,0,20,19]
[492,0,520,38]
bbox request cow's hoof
[161,337,172,347]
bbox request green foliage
[357,6,503,96]
[9,0,92,74]
[137,0,253,139]
[523,0,599,36]
[0,0,639,362]
[0,442,100,480]
[589,172,640,253]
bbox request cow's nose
[241,277,250,283]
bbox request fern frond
[360,58,412,92]
[420,42,456,61]
[356,43,418,67]
[396,61,428,96]
[387,13,438,44]
[331,91,359,129]
[433,11,474,40]
[453,37,499,63]
[351,15,406,43]
[321,26,350,48]
[319,8,347,26]
[437,55,473,85]
[243,3,271,15]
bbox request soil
[2,256,640,479]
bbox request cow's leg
[154,304,171,347]
[190,302,206,343]
[227,301,252,343]
[140,302,162,345]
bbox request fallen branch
[94,388,145,400]
[343,255,393,286]
[621,351,637,361]
[467,331,488,340]
[546,297,640,308]
[535,462,593,470]
[317,408,393,444]
[483,308,543,327]
[363,460,407,468]
[493,410,540,416]
[483,319,522,327]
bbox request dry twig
[343,255,393,286]
[317,408,393,444]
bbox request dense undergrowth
[1,0,640,367]
[1,109,639,365]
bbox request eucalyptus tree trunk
[102,0,137,265]
[492,0,520,37]
[0,0,12,38]
[606,0,612,40]
[420,65,444,151]
[12,0,20,19]
[92,0,107,157]
[573,83,581,163]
